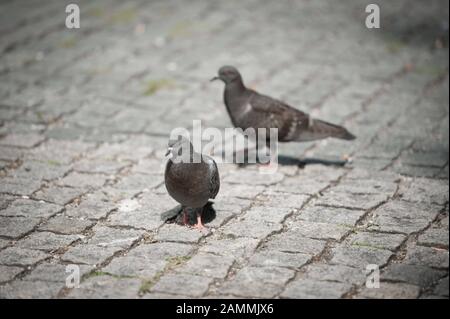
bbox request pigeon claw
[193,215,207,232]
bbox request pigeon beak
[210,76,220,82]
[165,148,172,157]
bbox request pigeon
[163,136,220,230]
[211,66,356,147]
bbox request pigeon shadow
[279,155,348,168]
[233,151,348,168]
[160,202,217,226]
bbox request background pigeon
[163,137,220,230]
[211,66,356,145]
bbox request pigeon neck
[225,78,245,94]
[170,147,200,163]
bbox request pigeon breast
[164,155,220,208]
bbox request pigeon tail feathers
[305,118,356,141]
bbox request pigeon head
[165,136,195,162]
[211,66,242,84]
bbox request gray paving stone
[0,146,23,161]
[104,242,194,278]
[418,227,449,248]
[25,139,93,165]
[0,280,63,299]
[243,206,294,224]
[87,225,144,249]
[220,266,295,298]
[0,265,23,282]
[302,263,367,284]
[176,252,235,279]
[288,220,350,241]
[433,276,449,297]
[142,292,190,299]
[0,239,10,249]
[62,242,118,265]
[420,294,448,299]
[368,200,440,234]
[0,133,45,148]
[0,194,15,209]
[261,230,327,255]
[38,216,94,234]
[67,276,141,299]
[222,217,283,240]
[315,192,388,210]
[281,279,352,299]
[297,205,366,227]
[346,168,400,182]
[403,245,449,269]
[154,224,205,243]
[399,150,449,167]
[0,176,42,196]
[151,274,213,297]
[73,158,127,175]
[382,264,446,288]
[17,231,80,251]
[349,157,392,171]
[64,191,117,220]
[24,262,93,283]
[33,186,86,205]
[107,197,169,231]
[393,164,442,178]
[0,160,9,170]
[56,172,109,189]
[199,237,259,260]
[399,178,449,205]
[257,192,310,209]
[275,177,329,195]
[0,247,49,266]
[223,170,284,186]
[0,216,41,238]
[0,199,62,218]
[356,282,421,299]
[10,160,70,181]
[330,245,393,269]
[62,227,144,265]
[217,184,265,199]
[249,250,311,269]
[299,165,345,183]
[332,179,397,196]
[112,174,162,196]
[346,232,406,251]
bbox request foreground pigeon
[211,66,356,145]
[163,137,220,230]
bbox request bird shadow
[160,202,217,225]
[279,155,348,168]
[233,152,348,168]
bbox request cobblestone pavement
[0,0,448,299]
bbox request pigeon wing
[203,155,220,199]
[248,91,310,142]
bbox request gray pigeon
[163,137,220,230]
[211,66,356,145]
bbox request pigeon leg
[258,149,278,173]
[193,211,207,231]
[182,209,189,226]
